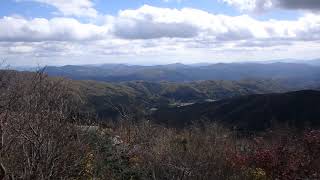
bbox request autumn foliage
[0,70,319,179]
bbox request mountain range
[43,62,320,87]
[6,60,320,131]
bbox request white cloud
[112,5,268,40]
[8,45,34,53]
[113,6,199,39]
[1,5,320,65]
[23,0,98,17]
[0,16,109,42]
[111,5,320,42]
[221,0,273,13]
[2,5,318,43]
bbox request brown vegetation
[0,70,90,179]
[89,120,320,180]
[0,70,319,180]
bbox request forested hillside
[72,79,291,120]
[0,69,319,179]
[152,90,320,131]
[45,63,320,88]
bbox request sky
[0,0,320,66]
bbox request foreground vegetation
[0,71,319,179]
[91,121,320,180]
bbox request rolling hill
[73,79,290,120]
[44,63,320,87]
[152,90,320,131]
[4,69,320,131]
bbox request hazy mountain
[3,69,320,132]
[44,63,320,88]
[299,59,320,66]
[260,59,320,66]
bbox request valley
[2,1,320,178]
[1,61,320,179]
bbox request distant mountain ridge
[44,63,320,88]
[2,69,320,132]
[0,69,297,121]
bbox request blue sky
[1,0,238,17]
[0,0,320,66]
[0,0,301,20]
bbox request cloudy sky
[1,0,320,66]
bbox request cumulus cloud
[221,0,273,12]
[22,0,98,17]
[113,6,199,39]
[1,5,320,65]
[236,39,293,47]
[112,5,269,40]
[8,45,34,53]
[221,0,320,13]
[1,5,320,43]
[111,5,320,42]
[0,16,108,42]
[277,0,320,11]
[114,20,198,39]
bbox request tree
[0,69,90,179]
